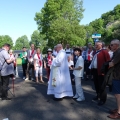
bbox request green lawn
[17,58,22,66]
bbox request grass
[17,58,22,66]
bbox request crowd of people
[0,39,120,119]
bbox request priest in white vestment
[47,44,73,99]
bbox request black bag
[101,67,114,92]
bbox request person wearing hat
[44,48,53,80]
[73,48,85,101]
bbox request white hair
[57,44,63,48]
[111,39,120,46]
[95,41,102,45]
[68,55,71,58]
[9,49,13,53]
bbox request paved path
[0,66,118,120]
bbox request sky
[0,0,120,44]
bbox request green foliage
[114,5,120,20]
[30,30,47,51]
[101,4,120,27]
[0,35,13,48]
[48,17,86,47]
[35,0,85,48]
[85,4,120,44]
[14,35,30,50]
[72,0,85,22]
[89,18,104,34]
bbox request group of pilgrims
[2,38,120,119]
[9,42,112,102]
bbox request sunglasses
[110,44,117,46]
[110,44,113,46]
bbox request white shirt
[73,56,84,77]
[68,60,74,67]
[89,49,102,69]
[53,50,57,57]
[86,50,93,61]
[65,48,72,57]
[28,49,36,62]
[93,55,97,68]
[108,51,113,59]
[34,54,43,67]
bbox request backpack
[0,49,5,71]
[0,61,2,70]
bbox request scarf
[88,50,90,61]
[89,49,103,69]
[47,55,52,66]
[30,50,34,58]
[37,53,42,66]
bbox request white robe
[47,49,73,98]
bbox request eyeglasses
[95,45,99,47]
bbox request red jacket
[96,49,110,75]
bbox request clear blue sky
[0,0,120,44]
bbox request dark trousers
[0,75,10,98]
[69,70,75,85]
[22,63,27,77]
[46,67,50,80]
[92,69,107,102]
[26,63,35,79]
[70,70,74,80]
[85,60,92,76]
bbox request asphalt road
[0,66,117,120]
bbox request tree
[114,4,120,20]
[34,0,85,47]
[48,17,86,47]
[102,29,113,44]
[84,4,120,45]
[30,30,47,51]
[84,25,94,44]
[14,35,29,50]
[0,35,13,48]
[89,18,104,34]
[72,0,85,22]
